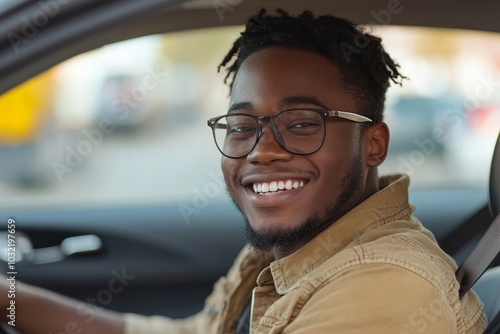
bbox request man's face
[222,47,372,252]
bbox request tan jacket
[125,174,487,333]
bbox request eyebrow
[228,96,329,114]
[280,96,329,109]
[228,101,253,114]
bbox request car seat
[470,130,500,327]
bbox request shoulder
[309,218,457,294]
[286,262,459,333]
[294,221,486,333]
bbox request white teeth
[252,180,305,194]
[270,181,278,192]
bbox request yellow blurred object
[0,70,55,144]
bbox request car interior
[0,0,499,333]
[460,130,500,329]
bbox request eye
[283,117,323,137]
[225,115,257,135]
[278,110,324,132]
[229,125,257,133]
[290,121,320,128]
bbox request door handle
[0,233,103,265]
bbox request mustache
[237,165,319,184]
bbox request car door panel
[0,204,246,317]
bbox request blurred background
[0,25,499,210]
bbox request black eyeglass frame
[207,108,373,159]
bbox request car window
[1,25,499,211]
[377,26,500,190]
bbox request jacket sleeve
[123,246,258,334]
[283,263,486,334]
[124,312,201,334]
[123,274,229,334]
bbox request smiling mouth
[252,180,305,195]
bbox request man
[1,9,487,334]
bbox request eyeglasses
[207,108,373,159]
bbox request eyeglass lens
[213,109,326,158]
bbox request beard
[230,152,364,253]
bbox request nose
[246,126,293,164]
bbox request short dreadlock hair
[218,9,405,123]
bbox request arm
[1,277,124,334]
[1,246,251,334]
[1,275,224,334]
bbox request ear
[364,122,390,167]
